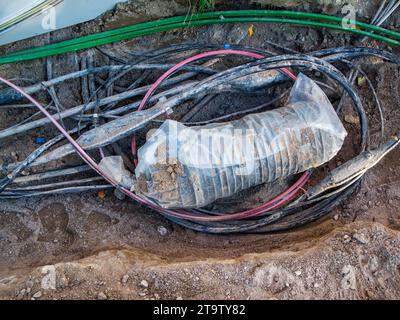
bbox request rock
[353,232,369,244]
[294,270,302,276]
[121,275,129,286]
[11,151,18,161]
[157,226,168,236]
[138,292,147,297]
[97,292,108,300]
[341,265,357,290]
[57,275,69,289]
[140,280,149,288]
[32,291,42,299]
[343,234,351,243]
[176,296,183,300]
[17,289,26,300]
[26,280,34,289]
[344,114,360,125]
[333,214,339,221]
[368,255,379,274]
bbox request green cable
[1,10,399,65]
[2,17,400,64]
[2,10,400,59]
[4,9,400,58]
[200,10,400,40]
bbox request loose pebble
[140,280,149,288]
[97,292,108,300]
[121,275,129,286]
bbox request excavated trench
[0,1,400,300]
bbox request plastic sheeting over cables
[135,74,347,208]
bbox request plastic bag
[134,73,347,208]
[99,156,135,189]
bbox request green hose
[1,10,399,65]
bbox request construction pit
[0,1,400,300]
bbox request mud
[1,1,400,300]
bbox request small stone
[26,280,34,289]
[121,275,129,286]
[140,280,149,288]
[17,289,26,299]
[353,232,369,244]
[176,296,183,300]
[138,292,147,297]
[157,226,168,236]
[343,234,351,243]
[333,214,339,221]
[344,114,360,125]
[167,167,174,173]
[97,292,108,300]
[341,265,357,290]
[294,270,302,276]
[154,293,160,299]
[32,291,42,299]
[368,255,379,274]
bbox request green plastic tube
[0,10,399,65]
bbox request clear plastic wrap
[134,73,347,208]
[99,156,135,189]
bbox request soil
[1,1,400,300]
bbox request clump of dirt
[1,1,400,300]
[135,140,186,203]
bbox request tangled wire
[1,42,400,234]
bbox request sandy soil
[0,1,400,300]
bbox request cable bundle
[1,10,400,234]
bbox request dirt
[1,1,400,300]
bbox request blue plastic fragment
[35,137,46,144]
[223,44,231,50]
